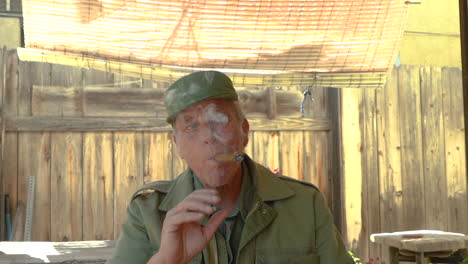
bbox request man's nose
[200,124,217,144]
[201,124,218,144]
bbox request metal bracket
[300,88,314,117]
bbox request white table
[0,240,114,263]
[371,230,468,264]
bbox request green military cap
[164,71,239,123]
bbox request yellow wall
[0,17,21,49]
[398,1,461,67]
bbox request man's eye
[185,124,198,131]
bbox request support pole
[459,0,468,194]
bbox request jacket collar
[158,155,295,212]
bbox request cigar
[214,152,244,163]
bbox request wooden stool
[370,230,468,264]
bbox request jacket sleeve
[107,198,154,264]
[314,191,355,264]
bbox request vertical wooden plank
[83,132,114,240]
[0,46,6,240]
[293,83,329,200]
[48,64,84,242]
[144,132,172,183]
[171,132,187,179]
[2,49,19,240]
[279,131,303,180]
[82,65,116,241]
[18,132,51,241]
[50,132,83,241]
[17,60,52,241]
[243,131,254,158]
[253,131,279,172]
[328,88,342,230]
[420,66,449,230]
[341,88,363,252]
[114,132,144,239]
[304,131,330,204]
[362,88,381,261]
[442,67,468,234]
[304,85,329,119]
[398,65,425,229]
[376,67,403,263]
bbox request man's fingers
[165,211,206,229]
[176,198,218,214]
[170,189,220,215]
[188,190,220,204]
[202,209,230,240]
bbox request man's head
[164,71,239,124]
[164,71,249,188]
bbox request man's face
[173,99,249,188]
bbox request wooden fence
[1,47,466,264]
[0,48,339,241]
[341,65,468,262]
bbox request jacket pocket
[255,248,319,264]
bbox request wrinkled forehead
[175,99,235,124]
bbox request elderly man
[108,71,354,264]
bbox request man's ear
[242,119,250,146]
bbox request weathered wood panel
[84,87,164,117]
[51,133,83,241]
[398,65,425,230]
[18,132,51,241]
[83,132,114,241]
[420,66,449,230]
[18,61,51,116]
[143,132,172,183]
[328,88,342,229]
[376,67,403,262]
[361,87,380,260]
[2,133,16,240]
[31,85,302,119]
[2,49,19,241]
[279,131,303,180]
[303,132,320,184]
[341,88,363,252]
[2,54,337,245]
[113,132,144,239]
[6,54,467,264]
[32,86,83,116]
[0,46,6,241]
[354,65,468,264]
[82,68,114,88]
[49,64,85,242]
[303,131,331,204]
[5,116,331,132]
[253,131,279,172]
[244,131,254,158]
[442,67,468,234]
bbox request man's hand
[148,189,230,264]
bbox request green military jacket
[108,156,354,264]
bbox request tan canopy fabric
[20,0,409,88]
